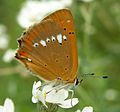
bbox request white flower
[32,81,79,108]
[82,106,93,112]
[75,106,93,112]
[0,24,9,49]
[3,49,15,63]
[32,81,47,107]
[17,0,72,28]
[0,98,14,112]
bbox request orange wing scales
[43,9,78,82]
[15,9,78,83]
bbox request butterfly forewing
[15,9,78,83]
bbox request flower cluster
[3,49,15,63]
[0,97,93,112]
[32,81,79,108]
[17,0,72,28]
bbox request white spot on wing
[46,38,50,42]
[51,36,56,41]
[57,34,62,44]
[63,35,67,40]
[27,58,32,62]
[33,43,39,47]
[40,40,46,47]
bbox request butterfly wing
[43,9,78,82]
[15,9,78,83]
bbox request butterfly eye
[66,56,69,58]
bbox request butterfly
[15,9,78,84]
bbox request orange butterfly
[15,9,78,84]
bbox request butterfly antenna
[82,73,108,79]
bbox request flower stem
[39,103,58,112]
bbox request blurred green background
[0,0,120,112]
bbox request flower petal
[32,81,41,95]
[82,106,93,112]
[4,98,14,112]
[37,91,47,107]
[42,84,53,93]
[0,106,4,112]
[3,49,15,63]
[46,89,68,104]
[32,89,47,107]
[59,98,79,108]
[35,81,41,87]
[32,96,39,103]
[64,89,68,100]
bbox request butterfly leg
[69,89,74,107]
